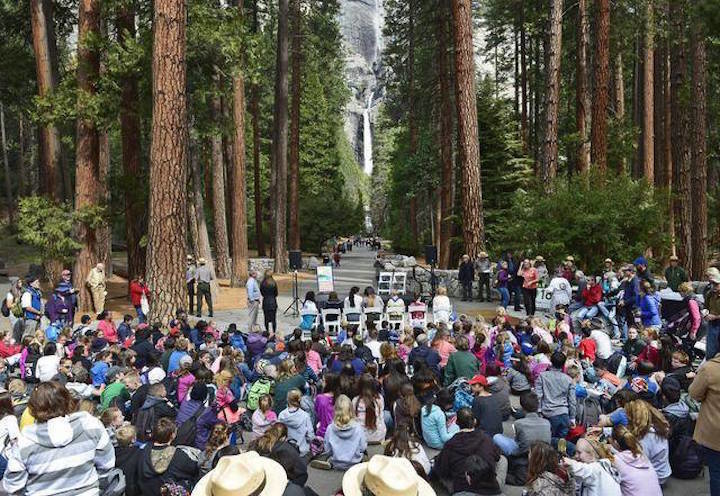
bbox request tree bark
[98,129,112,276]
[0,104,13,225]
[191,141,220,298]
[230,73,249,286]
[250,0,264,257]
[408,1,419,251]
[18,115,27,197]
[576,0,590,174]
[670,1,691,266]
[690,27,706,279]
[288,0,302,251]
[272,0,290,273]
[30,0,62,201]
[146,0,189,323]
[437,2,454,269]
[641,1,654,182]
[541,0,563,187]
[452,0,484,256]
[221,97,234,253]
[653,38,665,188]
[520,6,528,152]
[613,53,626,173]
[117,5,146,281]
[591,0,610,171]
[73,0,101,312]
[211,95,230,279]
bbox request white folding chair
[385,311,405,331]
[407,303,427,329]
[392,272,407,294]
[363,307,384,330]
[321,308,342,337]
[378,272,393,296]
[345,311,364,332]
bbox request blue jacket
[622,276,641,307]
[420,404,459,449]
[638,293,661,327]
[23,287,42,321]
[408,345,441,378]
[118,323,133,343]
[230,333,246,353]
[91,361,109,386]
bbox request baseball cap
[468,375,488,387]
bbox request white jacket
[565,458,622,496]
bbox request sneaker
[310,459,332,470]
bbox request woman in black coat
[259,270,278,333]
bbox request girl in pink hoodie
[611,426,663,496]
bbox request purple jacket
[247,333,268,359]
[315,393,334,438]
[45,293,74,325]
[175,399,220,450]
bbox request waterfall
[363,91,374,176]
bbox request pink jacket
[177,373,196,403]
[307,349,322,374]
[98,320,118,344]
[688,299,701,335]
[433,340,456,368]
[215,385,234,408]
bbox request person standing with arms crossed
[195,258,214,317]
[246,269,262,331]
[85,263,107,313]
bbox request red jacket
[581,284,602,307]
[129,281,150,306]
[0,341,21,358]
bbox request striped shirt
[3,411,115,496]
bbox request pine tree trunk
[117,5,146,281]
[288,0,302,251]
[191,141,220,299]
[452,0,484,256]
[146,0,189,323]
[642,1,654,182]
[211,83,230,279]
[408,1,419,252]
[670,1,691,266]
[98,129,112,275]
[272,0,290,273]
[221,97,234,254]
[230,71,249,285]
[690,27,706,279]
[614,53,626,173]
[187,198,199,259]
[653,39,665,188]
[591,0,610,171]
[520,7,528,152]
[0,104,13,225]
[73,0,101,312]
[30,0,62,201]
[576,0,590,174]
[251,86,264,257]
[541,0,563,187]
[438,2,454,269]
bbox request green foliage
[17,196,81,262]
[496,173,670,273]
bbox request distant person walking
[186,255,196,312]
[195,258,213,318]
[20,275,43,340]
[86,263,106,313]
[458,255,475,302]
[246,269,262,331]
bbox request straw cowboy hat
[343,455,435,496]
[534,255,545,262]
[192,452,288,496]
[198,257,207,265]
[707,267,720,285]
[478,251,488,258]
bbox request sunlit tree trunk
[541,0,563,187]
[211,82,230,279]
[641,1,654,182]
[690,26,707,278]
[437,1,453,269]
[576,0,590,174]
[146,0,189,322]
[288,0,302,251]
[591,0,610,171]
[452,0,484,256]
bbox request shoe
[310,459,332,470]
[196,314,201,318]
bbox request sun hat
[479,251,488,258]
[565,255,575,262]
[707,267,720,284]
[147,367,166,385]
[468,374,488,387]
[192,451,288,496]
[604,258,613,264]
[342,455,435,496]
[535,255,545,262]
[669,254,679,261]
[198,257,207,265]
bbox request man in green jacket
[664,255,689,292]
[444,335,480,386]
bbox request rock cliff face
[338,0,384,172]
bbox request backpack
[10,300,22,318]
[0,298,9,318]
[670,434,703,479]
[135,407,156,442]
[238,410,253,432]
[23,352,40,384]
[578,397,602,427]
[174,406,204,447]
[246,378,273,411]
[606,351,624,376]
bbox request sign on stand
[316,266,335,293]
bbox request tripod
[283,270,301,317]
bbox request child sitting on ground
[251,394,277,438]
[278,388,314,456]
[312,394,367,470]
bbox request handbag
[140,294,150,315]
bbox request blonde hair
[116,425,137,447]
[437,286,447,296]
[495,306,507,318]
[333,394,354,427]
[678,282,694,295]
[277,359,296,381]
[626,400,669,438]
[286,388,302,408]
[214,370,233,387]
[577,437,614,462]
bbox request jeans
[134,305,146,324]
[462,281,473,301]
[478,273,492,301]
[708,321,720,361]
[510,283,522,310]
[573,305,598,328]
[522,288,537,316]
[492,433,519,456]
[703,445,720,496]
[196,282,212,317]
[264,308,277,333]
[548,413,570,439]
[597,302,620,337]
[498,287,510,308]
